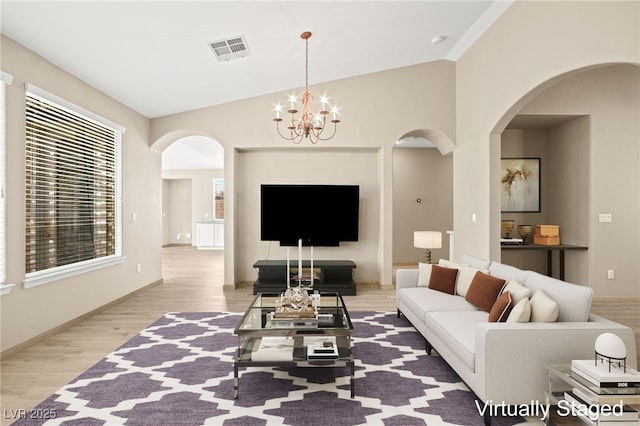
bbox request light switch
[599,213,612,223]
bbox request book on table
[251,336,294,361]
[304,336,338,359]
[563,390,639,422]
[571,359,640,388]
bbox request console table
[501,243,587,280]
[253,260,356,295]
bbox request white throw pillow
[530,289,559,322]
[461,254,491,270]
[438,259,483,296]
[456,266,489,297]
[503,279,532,303]
[417,263,433,287]
[438,259,462,268]
[506,298,531,323]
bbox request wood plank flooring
[1,245,638,426]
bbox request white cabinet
[214,221,224,247]
[196,221,224,249]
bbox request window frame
[0,71,12,295]
[23,84,125,289]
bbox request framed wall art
[501,158,540,212]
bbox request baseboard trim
[0,278,164,360]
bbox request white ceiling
[1,0,512,119]
[2,1,512,170]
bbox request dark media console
[252,260,356,295]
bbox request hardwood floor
[0,245,638,426]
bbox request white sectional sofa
[396,255,637,423]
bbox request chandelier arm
[314,121,339,141]
[275,121,304,143]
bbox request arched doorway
[161,135,224,248]
[490,64,639,294]
[392,130,455,268]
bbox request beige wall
[235,149,380,283]
[500,118,590,284]
[150,60,457,287]
[162,178,193,246]
[2,0,638,352]
[1,35,161,351]
[162,169,224,246]
[454,0,639,297]
[392,148,453,263]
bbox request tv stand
[252,260,356,295]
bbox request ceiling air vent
[208,36,250,61]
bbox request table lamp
[414,231,442,264]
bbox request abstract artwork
[501,158,540,212]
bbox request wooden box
[535,225,560,237]
[534,235,560,246]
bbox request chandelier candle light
[273,31,340,144]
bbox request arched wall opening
[489,63,639,296]
[155,132,226,284]
[392,130,454,269]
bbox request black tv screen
[261,184,359,246]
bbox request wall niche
[500,114,589,281]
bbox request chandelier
[273,31,340,144]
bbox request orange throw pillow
[489,291,513,322]
[465,271,506,312]
[428,264,459,295]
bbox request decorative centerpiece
[594,332,627,372]
[274,286,315,318]
[274,238,316,319]
[517,224,534,244]
[501,219,515,239]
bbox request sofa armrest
[474,314,637,404]
[396,268,419,291]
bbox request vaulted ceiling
[1,1,512,119]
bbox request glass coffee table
[233,291,354,399]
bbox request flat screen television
[261,184,359,246]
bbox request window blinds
[25,87,122,276]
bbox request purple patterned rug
[12,312,525,425]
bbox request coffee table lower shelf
[233,357,355,399]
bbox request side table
[546,363,640,425]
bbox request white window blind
[24,86,123,287]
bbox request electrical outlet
[607,269,614,279]
[137,264,142,273]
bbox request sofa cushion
[397,287,478,321]
[456,266,489,297]
[461,254,491,270]
[489,291,513,322]
[524,271,592,322]
[424,310,488,371]
[465,272,506,312]
[488,262,529,283]
[506,298,532,323]
[429,265,458,294]
[529,289,559,322]
[503,279,531,303]
[417,263,432,287]
[438,259,488,297]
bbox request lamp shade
[414,231,442,249]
